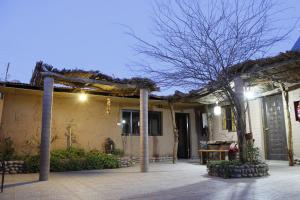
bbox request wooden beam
[41,72,137,90]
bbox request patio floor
[0,160,299,200]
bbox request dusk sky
[0,0,299,94]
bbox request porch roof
[173,51,300,104]
[30,61,159,96]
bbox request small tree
[131,0,293,162]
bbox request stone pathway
[0,161,299,200]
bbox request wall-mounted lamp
[79,92,88,102]
[214,101,221,116]
[244,90,254,100]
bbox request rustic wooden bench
[198,149,229,164]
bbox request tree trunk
[233,77,247,163]
[281,84,294,166]
[169,102,179,164]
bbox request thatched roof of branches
[172,51,300,103]
[30,61,159,95]
[231,51,300,84]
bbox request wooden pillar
[39,76,54,181]
[281,83,294,166]
[140,88,149,172]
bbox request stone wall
[1,161,24,174]
[207,162,269,178]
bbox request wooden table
[198,149,229,164]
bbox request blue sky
[0,0,299,94]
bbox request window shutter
[222,107,227,130]
[231,109,236,132]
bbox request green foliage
[112,148,124,157]
[23,148,119,173]
[23,155,40,173]
[0,137,15,160]
[86,150,119,169]
[246,143,260,163]
[51,147,85,159]
[207,160,242,168]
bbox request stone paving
[0,160,299,200]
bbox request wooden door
[263,94,288,160]
[176,113,190,159]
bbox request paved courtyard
[0,160,300,200]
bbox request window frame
[221,105,236,132]
[121,110,163,136]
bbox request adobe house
[187,49,300,163]
[0,62,202,179]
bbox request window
[121,110,162,136]
[222,106,236,132]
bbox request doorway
[263,94,288,160]
[175,113,190,159]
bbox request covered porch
[31,62,159,180]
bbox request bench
[198,149,229,164]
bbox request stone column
[140,88,149,172]
[39,76,54,181]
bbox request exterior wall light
[214,102,221,116]
[79,92,88,102]
[244,90,254,100]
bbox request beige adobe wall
[0,88,199,158]
[210,111,237,142]
[208,99,265,159]
[247,99,265,160]
[284,88,300,158]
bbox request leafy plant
[112,148,124,157]
[246,143,260,163]
[0,137,15,160]
[23,148,120,172]
[23,155,40,173]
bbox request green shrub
[86,151,119,169]
[86,152,105,170]
[51,147,85,159]
[0,137,15,160]
[246,143,260,163]
[112,148,124,157]
[23,155,40,173]
[101,154,119,169]
[22,148,120,173]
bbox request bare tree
[131,0,293,162]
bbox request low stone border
[294,159,300,165]
[118,156,173,168]
[0,161,24,174]
[207,163,269,178]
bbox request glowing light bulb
[79,93,87,102]
[244,91,254,99]
[214,105,221,116]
